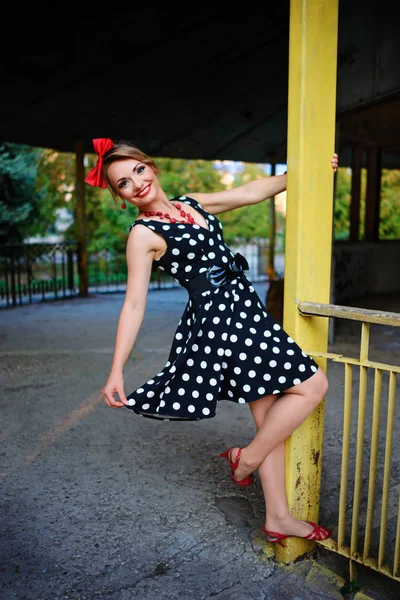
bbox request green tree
[333,166,351,240]
[216,162,279,245]
[379,169,400,239]
[34,149,135,255]
[0,143,43,244]
[34,149,76,238]
[333,166,400,241]
[158,157,225,198]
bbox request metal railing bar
[27,256,32,303]
[61,252,66,297]
[305,351,400,374]
[17,255,22,305]
[52,251,57,300]
[318,539,398,580]
[4,258,10,307]
[394,493,400,578]
[360,322,370,362]
[350,362,368,558]
[338,362,353,549]
[10,251,16,306]
[363,369,383,560]
[297,301,400,327]
[378,371,397,568]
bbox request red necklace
[144,203,199,225]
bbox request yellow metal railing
[297,301,400,582]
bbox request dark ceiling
[1,2,399,166]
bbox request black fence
[0,242,77,308]
[0,241,273,309]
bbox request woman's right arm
[102,226,155,408]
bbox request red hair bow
[85,138,114,188]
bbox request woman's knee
[289,367,328,408]
[309,368,329,406]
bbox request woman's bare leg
[231,368,328,483]
[247,394,317,537]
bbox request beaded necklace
[144,203,200,225]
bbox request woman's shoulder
[128,220,165,252]
[129,217,162,232]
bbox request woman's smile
[136,184,151,198]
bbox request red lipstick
[137,184,151,198]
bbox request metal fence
[0,240,272,308]
[0,242,77,308]
[297,301,400,583]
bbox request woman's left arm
[190,153,338,215]
[190,173,286,215]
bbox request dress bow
[206,252,249,287]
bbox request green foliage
[34,149,76,238]
[333,166,400,240]
[215,163,270,243]
[379,169,400,239]
[333,166,368,240]
[359,168,367,239]
[34,149,133,254]
[216,163,285,245]
[157,157,225,197]
[218,202,269,244]
[0,143,43,244]
[86,189,136,255]
[333,167,351,240]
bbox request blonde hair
[102,140,160,200]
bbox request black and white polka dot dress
[126,195,318,421]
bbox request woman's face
[107,158,159,208]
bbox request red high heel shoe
[219,447,254,487]
[262,521,332,547]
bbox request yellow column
[277,0,339,563]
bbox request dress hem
[125,406,213,421]
[125,367,318,422]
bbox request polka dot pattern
[126,196,318,421]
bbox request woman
[86,138,339,546]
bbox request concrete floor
[1,283,400,600]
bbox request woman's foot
[227,447,256,483]
[219,447,256,486]
[266,515,314,538]
[263,514,331,543]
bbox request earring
[121,203,126,210]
